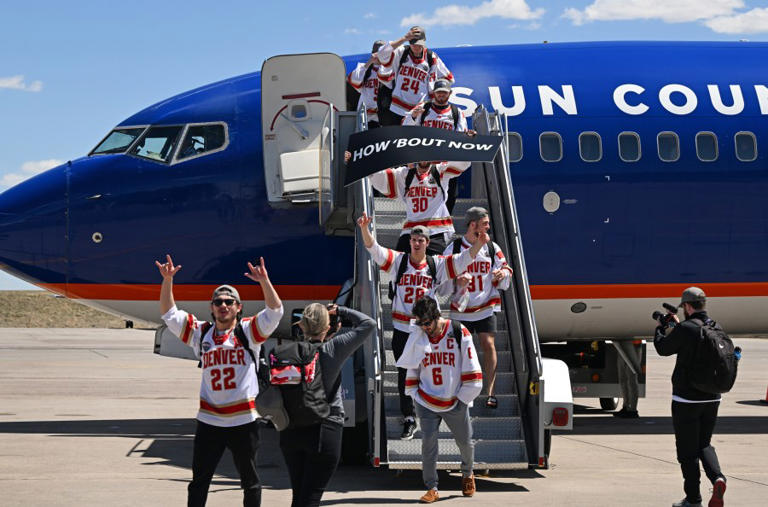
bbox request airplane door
[261,53,347,203]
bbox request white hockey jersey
[376,43,454,117]
[402,102,468,132]
[442,238,513,321]
[347,62,380,122]
[162,304,284,427]
[397,320,483,412]
[368,161,471,237]
[366,241,473,332]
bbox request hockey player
[402,78,475,213]
[357,213,488,440]
[443,207,513,409]
[397,295,483,503]
[347,40,386,129]
[376,26,454,126]
[155,254,283,507]
[368,159,471,255]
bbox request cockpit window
[129,125,184,163]
[91,127,146,155]
[176,123,228,161]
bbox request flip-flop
[485,395,498,409]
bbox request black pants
[279,420,344,507]
[395,232,448,256]
[379,108,405,126]
[671,401,725,503]
[392,329,416,418]
[188,420,261,507]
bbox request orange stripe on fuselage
[38,282,768,301]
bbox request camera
[327,304,340,331]
[652,302,678,328]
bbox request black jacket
[653,311,721,401]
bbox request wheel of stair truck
[600,397,619,411]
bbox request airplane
[1,40,766,464]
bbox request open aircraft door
[261,53,347,207]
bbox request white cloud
[705,7,768,33]
[401,0,544,28]
[344,27,362,35]
[563,0,744,25]
[0,75,43,92]
[363,12,376,19]
[1,159,63,189]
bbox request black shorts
[460,313,497,335]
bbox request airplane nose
[0,163,68,289]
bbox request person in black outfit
[654,287,727,507]
[278,303,375,507]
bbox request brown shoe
[419,489,439,503]
[462,475,476,497]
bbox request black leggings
[188,420,261,507]
[279,420,344,507]
[392,329,416,418]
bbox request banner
[343,126,502,186]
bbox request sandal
[485,395,498,409]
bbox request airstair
[351,105,556,470]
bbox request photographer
[653,287,727,507]
[278,303,375,507]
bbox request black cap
[410,26,426,46]
[433,79,452,93]
[679,286,706,307]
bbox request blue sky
[2,0,768,289]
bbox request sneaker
[419,488,439,503]
[462,475,476,497]
[673,499,702,507]
[613,409,639,419]
[709,477,726,507]
[401,419,417,440]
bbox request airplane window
[508,132,522,162]
[539,132,562,162]
[696,132,718,162]
[129,125,184,163]
[91,127,146,155]
[618,132,641,162]
[579,132,602,162]
[177,123,228,161]
[735,132,757,162]
[658,132,680,162]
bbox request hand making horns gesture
[245,257,269,284]
[155,254,182,279]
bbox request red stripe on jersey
[243,316,268,343]
[347,73,362,90]
[496,251,505,259]
[366,108,378,114]
[446,255,457,279]
[451,297,502,313]
[443,72,455,82]
[418,388,456,408]
[392,95,418,111]
[443,167,462,176]
[381,249,396,272]
[385,169,397,198]
[402,218,454,229]
[461,372,483,382]
[460,326,471,337]
[199,398,256,415]
[392,311,411,323]
[377,70,394,83]
[181,313,194,344]
[405,378,419,387]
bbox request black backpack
[376,49,435,122]
[419,102,460,129]
[269,341,330,428]
[404,165,445,202]
[389,253,437,301]
[689,318,738,394]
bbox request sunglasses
[213,298,237,307]
[416,318,435,327]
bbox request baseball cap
[410,225,431,238]
[300,303,330,338]
[212,284,241,303]
[372,39,386,53]
[409,26,426,46]
[679,286,706,307]
[465,206,489,226]
[433,79,452,93]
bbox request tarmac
[0,328,766,506]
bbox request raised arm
[357,213,375,248]
[155,254,182,314]
[245,257,282,311]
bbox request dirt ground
[0,291,155,328]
